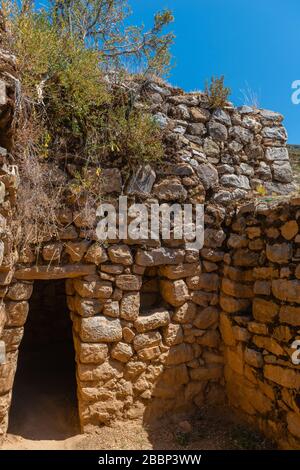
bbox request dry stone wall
[0,43,299,448]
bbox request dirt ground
[1,407,275,451]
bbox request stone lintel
[14,265,96,280]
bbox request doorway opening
[8,279,80,440]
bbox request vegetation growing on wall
[2,0,174,246]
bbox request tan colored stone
[111,342,133,363]
[225,344,244,375]
[253,267,279,279]
[6,282,33,301]
[191,291,213,307]
[120,292,140,321]
[193,306,219,329]
[254,280,271,296]
[247,321,268,335]
[42,243,62,261]
[279,305,300,326]
[281,221,298,241]
[108,245,133,265]
[116,275,142,291]
[84,244,108,265]
[220,313,237,347]
[219,294,250,313]
[77,359,123,382]
[160,279,189,307]
[273,325,292,342]
[190,364,223,381]
[272,279,300,304]
[233,249,259,267]
[78,316,122,342]
[135,248,184,267]
[223,266,253,282]
[287,412,300,439]
[244,347,264,368]
[134,308,170,333]
[196,330,220,348]
[227,234,248,249]
[74,296,103,317]
[246,227,261,239]
[137,346,161,361]
[165,343,194,365]
[65,240,90,262]
[73,279,113,299]
[103,300,119,318]
[187,273,219,292]
[233,326,251,342]
[221,278,253,298]
[77,342,108,364]
[101,264,123,274]
[173,302,196,324]
[14,265,96,280]
[162,323,183,346]
[1,327,24,351]
[266,243,292,264]
[122,326,135,343]
[133,332,161,351]
[159,263,200,280]
[253,335,285,356]
[190,107,210,122]
[253,298,279,323]
[5,301,28,327]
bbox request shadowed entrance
[8,280,80,440]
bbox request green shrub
[205,75,231,109]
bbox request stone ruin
[0,44,300,449]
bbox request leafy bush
[205,75,231,109]
[2,1,172,246]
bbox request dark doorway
[8,280,80,440]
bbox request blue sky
[129,0,300,143]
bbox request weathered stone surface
[219,294,250,313]
[162,323,183,346]
[42,243,62,261]
[233,249,259,267]
[135,248,184,266]
[187,273,219,292]
[108,245,133,265]
[77,343,108,364]
[220,174,250,190]
[196,163,219,190]
[204,229,226,248]
[253,335,285,356]
[264,365,300,388]
[133,332,162,351]
[103,300,120,318]
[221,278,253,298]
[65,240,90,262]
[134,309,170,333]
[208,120,228,141]
[77,359,123,382]
[120,292,140,321]
[73,279,113,299]
[127,165,156,195]
[14,265,96,280]
[272,279,300,304]
[79,316,122,343]
[266,243,292,264]
[173,302,197,323]
[287,412,300,439]
[101,168,122,193]
[74,296,104,317]
[272,161,293,183]
[190,364,223,381]
[153,178,187,201]
[244,348,264,368]
[230,126,253,144]
[116,275,142,291]
[280,221,298,240]
[111,342,133,363]
[219,312,235,346]
[279,305,300,326]
[265,147,289,161]
[194,307,219,329]
[84,244,108,265]
[160,279,189,307]
[253,298,279,323]
[166,343,194,365]
[6,283,33,301]
[5,301,28,327]
[159,263,200,280]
